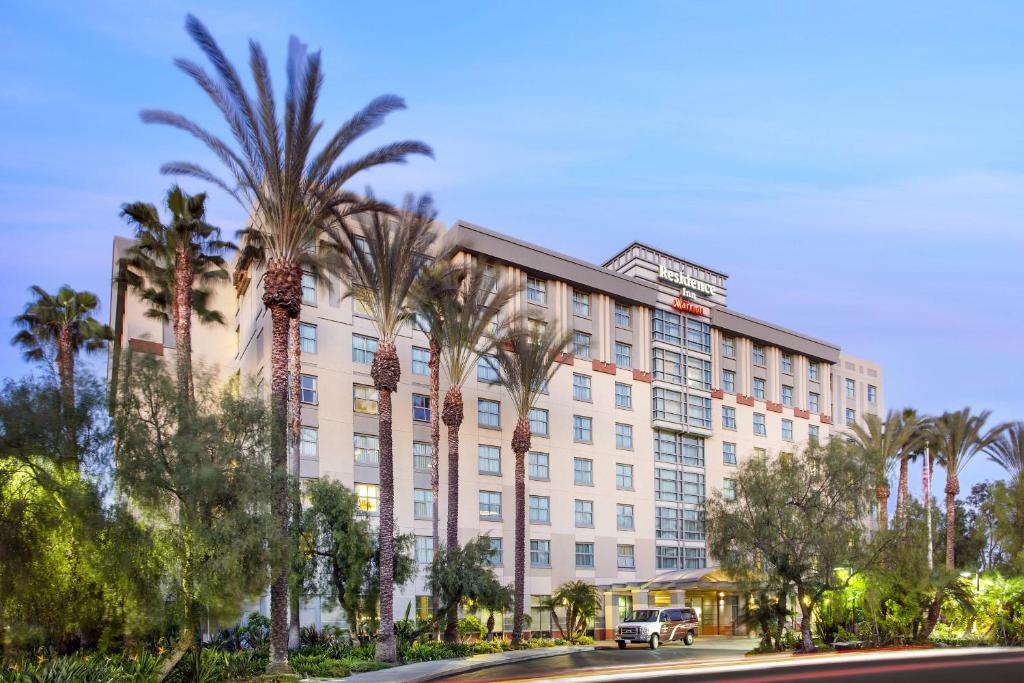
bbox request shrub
[458,615,485,642]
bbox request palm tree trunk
[511,417,531,645]
[428,339,441,621]
[56,325,75,412]
[895,456,909,524]
[945,473,959,570]
[288,316,302,650]
[796,586,814,652]
[172,244,195,400]
[372,341,401,664]
[876,483,890,532]
[442,386,464,549]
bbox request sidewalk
[325,645,594,683]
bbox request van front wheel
[618,641,627,649]
[650,634,660,649]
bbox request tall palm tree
[142,15,432,670]
[336,194,437,662]
[932,408,1006,569]
[494,322,572,644]
[985,421,1024,483]
[849,410,916,531]
[893,409,928,524]
[120,186,233,399]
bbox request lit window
[413,441,431,471]
[354,433,379,465]
[528,408,548,437]
[299,427,318,460]
[653,347,682,383]
[781,385,793,407]
[782,419,794,441]
[414,489,433,518]
[353,384,378,414]
[478,399,500,428]
[753,378,766,400]
[722,336,736,358]
[753,413,767,435]
[722,369,735,393]
[573,331,591,359]
[299,323,317,353]
[754,447,767,458]
[722,406,737,429]
[477,355,500,382]
[614,302,632,329]
[723,442,737,465]
[616,463,634,490]
[528,318,547,338]
[809,392,820,413]
[412,347,430,375]
[846,379,856,399]
[301,271,316,305]
[412,394,431,422]
[531,539,551,566]
[300,375,318,404]
[615,383,633,409]
[478,445,501,475]
[809,363,819,381]
[574,458,593,485]
[653,309,681,345]
[529,495,550,523]
[352,334,378,364]
[575,499,594,526]
[479,491,502,520]
[527,277,547,304]
[753,344,766,367]
[846,408,856,426]
[415,536,434,564]
[355,483,380,513]
[868,384,877,403]
[575,542,595,568]
[573,290,591,317]
[415,595,431,620]
[573,415,593,442]
[615,423,633,450]
[617,504,634,531]
[615,342,632,368]
[573,373,592,401]
[781,353,793,373]
[617,544,635,569]
[528,452,549,480]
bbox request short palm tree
[850,410,917,531]
[142,15,433,670]
[494,322,572,644]
[985,421,1024,483]
[544,580,602,642]
[120,186,233,400]
[336,194,437,662]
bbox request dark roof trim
[712,307,840,363]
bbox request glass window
[529,408,548,436]
[355,483,380,513]
[682,435,705,466]
[352,334,378,364]
[753,344,766,367]
[529,495,550,523]
[653,347,682,383]
[573,373,592,401]
[809,392,820,413]
[528,451,550,480]
[753,413,767,435]
[685,508,705,541]
[301,271,317,305]
[653,309,681,345]
[575,542,595,568]
[809,425,820,444]
[615,383,633,409]
[413,441,431,471]
[617,544,636,569]
[722,336,736,358]
[685,547,706,569]
[615,423,633,450]
[531,539,551,566]
[686,394,712,428]
[657,507,681,540]
[300,427,318,459]
[484,537,502,566]
[868,384,877,403]
[809,363,819,381]
[846,408,856,426]
[299,323,317,353]
[656,467,680,501]
[723,442,737,465]
[616,463,634,490]
[657,545,680,569]
[414,488,433,518]
[573,290,591,317]
[754,447,767,458]
[685,318,711,353]
[412,346,430,375]
[846,379,856,398]
[354,433,379,465]
[478,399,500,428]
[615,302,632,329]
[528,318,547,338]
[573,415,593,442]
[353,383,378,414]
[782,419,794,441]
[685,356,712,391]
[574,458,593,485]
[617,503,634,531]
[300,375,318,404]
[482,265,498,293]
[655,430,680,463]
[615,342,632,368]
[527,277,547,304]
[722,369,735,393]
[575,499,594,526]
[781,353,793,373]
[683,472,705,504]
[479,491,502,520]
[479,445,501,475]
[477,355,500,382]
[415,536,434,564]
[412,394,431,422]
[782,385,793,407]
[753,378,766,400]
[653,387,683,422]
[722,405,737,429]
[573,331,592,359]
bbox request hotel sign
[671,296,706,316]
[658,264,717,298]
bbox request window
[722,336,736,358]
[615,342,632,368]
[573,331,592,359]
[616,463,634,490]
[528,318,547,338]
[653,387,683,422]
[656,467,680,501]
[531,539,551,566]
[809,363,819,381]
[722,406,737,429]
[657,545,680,569]
[685,547,706,569]
[782,419,794,441]
[782,385,793,407]
[527,277,547,304]
[753,344,766,367]
[654,430,679,463]
[686,394,712,428]
[415,595,431,621]
[353,384,378,414]
[781,353,793,373]
[354,434,379,465]
[723,442,737,465]
[575,542,595,568]
[685,355,712,390]
[685,318,711,353]
[753,378,766,400]
[352,334,378,364]
[653,309,682,345]
[684,508,705,541]
[479,491,502,520]
[413,441,431,471]
[299,323,317,353]
[683,472,705,504]
[484,537,502,566]
[846,408,856,426]
[482,265,498,293]
[529,495,550,523]
[809,392,820,413]
[617,503,634,530]
[653,347,682,383]
[528,451,550,480]
[681,435,705,466]
[301,271,317,305]
[415,536,434,564]
[575,499,594,526]
[478,399,500,428]
[846,379,856,399]
[722,369,735,393]
[615,423,633,450]
[300,427,318,459]
[615,302,632,328]
[355,483,380,513]
[809,425,820,444]
[753,447,767,458]
[658,507,682,540]
[300,375,318,404]
[615,383,633,409]
[573,415,593,442]
[573,290,591,317]
[414,489,433,518]
[617,544,636,569]
[574,458,593,485]
[412,347,430,375]
[477,355,500,382]
[412,394,431,422]
[753,413,767,436]
[529,408,548,436]
[573,373,592,401]
[479,445,501,475]
[868,384,877,403]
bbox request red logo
[671,296,706,316]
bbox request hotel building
[109,219,884,638]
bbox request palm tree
[142,15,432,670]
[932,408,1006,569]
[336,194,437,662]
[493,322,572,644]
[850,410,916,531]
[986,422,1024,483]
[120,186,233,399]
[543,580,602,642]
[893,409,928,524]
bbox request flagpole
[924,446,933,571]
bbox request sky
[1,1,1022,493]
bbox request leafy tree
[427,537,511,643]
[143,13,432,670]
[542,581,601,642]
[989,479,1024,574]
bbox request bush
[458,615,485,642]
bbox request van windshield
[625,610,660,623]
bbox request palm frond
[493,321,573,417]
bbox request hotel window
[653,387,683,422]
[722,477,737,500]
[482,265,498,293]
[573,373,592,401]
[528,451,550,480]
[573,331,592,359]
[415,536,434,564]
[300,427,318,460]
[528,318,547,338]
[686,356,712,391]
[753,413,767,435]
[615,383,633,409]
[477,354,500,382]
[754,447,767,458]
[301,271,317,305]
[722,405,737,429]
[846,379,856,398]
[809,392,820,413]
[782,385,793,407]
[781,353,793,373]
[753,344,766,367]
[753,378,766,400]
[782,419,794,441]
[353,289,373,317]
[574,457,594,485]
[846,408,856,426]
[654,430,680,463]
[615,302,632,329]
[575,499,594,527]
[656,507,681,540]
[685,509,706,541]
[353,434,379,465]
[722,336,736,358]
[617,544,636,569]
[573,290,591,317]
[573,415,593,442]
[355,483,380,513]
[615,342,632,368]
[615,423,633,450]
[686,394,712,428]
[722,369,735,393]
[529,495,550,523]
[617,503,635,531]
[657,545,681,569]
[809,363,819,381]
[299,323,317,353]
[683,472,705,504]
[300,375,318,404]
[478,445,501,475]
[412,394,431,422]
[352,334,378,364]
[353,235,370,259]
[685,318,711,353]
[653,347,682,383]
[683,435,705,466]
[411,346,430,375]
[809,425,820,444]
[414,489,433,518]
[616,463,634,490]
[656,467,680,501]
[413,441,431,471]
[529,408,549,437]
[484,537,502,566]
[685,547,706,569]
[479,491,502,520]
[353,384,379,414]
[478,399,500,428]
[531,539,551,567]
[868,384,877,403]
[527,277,546,304]
[575,542,595,568]
[653,309,682,345]
[415,596,431,621]
[723,442,737,465]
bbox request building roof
[603,241,730,280]
[712,307,841,363]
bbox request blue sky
[1,1,1021,492]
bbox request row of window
[721,338,822,382]
[720,406,821,441]
[526,281,633,331]
[845,378,878,403]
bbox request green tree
[143,14,432,671]
[427,537,511,643]
[542,581,601,642]
[988,479,1024,574]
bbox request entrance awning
[601,565,743,592]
